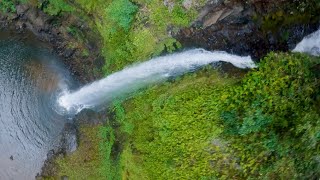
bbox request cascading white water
[293,28,320,56]
[58,48,256,112]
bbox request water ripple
[0,40,75,179]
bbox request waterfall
[58,25,320,113]
[58,48,256,112]
[293,29,320,56]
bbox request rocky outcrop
[0,3,104,83]
[37,109,107,179]
[74,108,106,126]
[176,0,320,60]
[37,122,77,179]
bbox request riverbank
[0,3,104,83]
[0,3,107,179]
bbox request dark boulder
[59,123,78,154]
[74,108,106,126]
[175,0,320,60]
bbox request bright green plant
[79,0,206,73]
[55,52,320,179]
[39,0,74,16]
[0,0,16,12]
[219,52,320,178]
[56,124,122,179]
[105,0,138,32]
[74,0,106,14]
[111,69,238,179]
[108,52,320,179]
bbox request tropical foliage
[73,0,204,73]
[0,0,16,12]
[1,0,320,179]
[38,0,74,16]
[2,0,203,73]
[218,53,320,178]
[43,52,320,179]
[104,52,320,179]
[56,125,119,179]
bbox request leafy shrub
[108,52,320,179]
[221,52,319,133]
[39,0,74,16]
[219,52,320,178]
[105,0,138,32]
[111,69,237,179]
[0,0,16,12]
[56,125,119,179]
[75,0,106,14]
[75,0,205,73]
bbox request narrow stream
[0,36,76,179]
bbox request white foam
[293,29,320,56]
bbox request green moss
[56,124,120,180]
[81,49,90,57]
[219,52,320,178]
[109,53,320,179]
[0,0,16,13]
[105,0,138,32]
[112,69,238,179]
[73,0,205,74]
[52,52,320,179]
[39,0,74,16]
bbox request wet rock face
[60,123,78,154]
[176,0,320,60]
[74,109,107,126]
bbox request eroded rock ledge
[176,0,320,60]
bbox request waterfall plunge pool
[0,34,77,179]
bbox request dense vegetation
[105,53,320,179]
[56,125,119,179]
[2,0,206,72]
[219,53,320,178]
[56,53,320,179]
[79,0,204,74]
[60,0,205,74]
[1,0,320,179]
[260,0,320,33]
